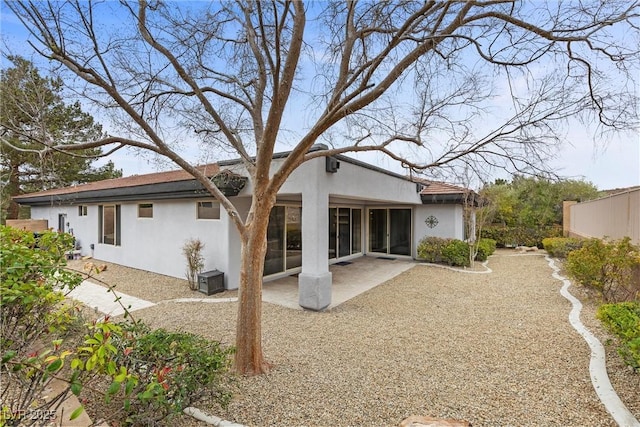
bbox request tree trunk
[234,207,271,375]
[6,163,21,220]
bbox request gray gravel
[73,251,639,426]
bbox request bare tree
[4,0,638,374]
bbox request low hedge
[597,302,640,371]
[442,239,471,267]
[417,237,497,266]
[481,225,562,248]
[542,237,584,258]
[416,236,452,263]
[475,238,497,262]
[567,237,640,303]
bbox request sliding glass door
[329,207,363,260]
[264,206,302,276]
[368,208,412,256]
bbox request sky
[1,2,639,192]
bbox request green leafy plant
[597,302,640,370]
[474,238,497,262]
[0,226,82,353]
[567,237,640,303]
[416,237,452,263]
[542,237,584,258]
[109,323,234,425]
[442,240,471,267]
[1,226,234,427]
[481,225,562,248]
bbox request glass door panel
[351,209,361,254]
[338,208,351,258]
[389,209,411,255]
[368,209,388,253]
[264,206,285,275]
[285,207,302,269]
[328,208,337,259]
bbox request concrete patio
[261,255,416,310]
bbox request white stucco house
[13,145,476,310]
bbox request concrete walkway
[67,280,156,316]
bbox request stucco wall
[28,156,466,288]
[32,199,236,287]
[567,188,639,245]
[414,204,464,243]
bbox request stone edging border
[183,407,245,427]
[546,256,640,427]
[422,259,492,274]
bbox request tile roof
[13,163,220,200]
[414,178,473,196]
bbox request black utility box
[197,270,224,295]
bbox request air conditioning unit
[197,270,225,295]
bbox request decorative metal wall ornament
[425,215,439,228]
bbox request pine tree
[1,57,122,221]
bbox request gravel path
[72,252,639,426]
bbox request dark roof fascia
[15,180,214,206]
[421,193,479,206]
[18,145,414,206]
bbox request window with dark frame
[138,203,153,218]
[98,204,121,245]
[197,201,220,220]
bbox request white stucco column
[298,187,332,310]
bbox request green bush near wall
[481,225,562,248]
[597,302,640,371]
[416,237,453,263]
[417,237,497,267]
[542,237,585,258]
[567,237,640,303]
[441,240,471,267]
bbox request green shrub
[0,226,234,427]
[109,322,234,425]
[442,239,471,267]
[0,226,83,353]
[417,237,452,263]
[597,302,640,370]
[474,238,497,262]
[542,237,584,258]
[481,225,562,248]
[567,237,640,303]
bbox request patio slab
[262,255,416,310]
[67,280,156,316]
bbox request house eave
[15,180,218,206]
[421,193,478,206]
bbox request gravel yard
[73,251,639,426]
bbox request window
[197,201,220,220]
[98,204,121,245]
[78,205,88,216]
[138,203,153,218]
